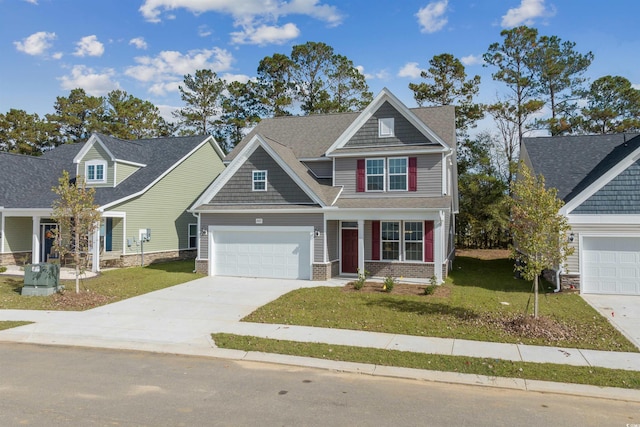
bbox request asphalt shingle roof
[0,133,213,209]
[522,133,640,202]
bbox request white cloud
[74,35,104,57]
[398,62,424,78]
[501,0,553,27]
[461,54,483,66]
[416,0,448,34]
[129,37,148,50]
[139,0,343,25]
[52,52,63,60]
[23,0,38,4]
[59,65,120,95]
[231,23,300,45]
[14,31,56,56]
[355,65,372,80]
[198,25,212,37]
[125,48,234,95]
[220,73,251,84]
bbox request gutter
[554,265,563,293]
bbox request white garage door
[582,237,640,295]
[211,227,312,280]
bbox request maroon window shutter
[424,220,434,262]
[371,221,380,260]
[409,157,417,191]
[356,159,365,192]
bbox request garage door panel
[582,237,640,295]
[212,229,311,280]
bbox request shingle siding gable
[345,101,432,148]
[211,146,315,205]
[573,160,640,214]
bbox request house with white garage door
[190,88,458,281]
[521,133,640,295]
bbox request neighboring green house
[0,133,225,271]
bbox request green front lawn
[213,333,640,390]
[0,321,31,330]
[0,260,203,311]
[243,255,637,352]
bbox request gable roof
[225,93,455,162]
[0,133,224,210]
[191,134,341,211]
[326,88,452,155]
[522,133,640,213]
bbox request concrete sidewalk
[0,275,639,402]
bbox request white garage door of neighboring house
[211,226,312,280]
[582,237,640,295]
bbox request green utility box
[22,263,61,296]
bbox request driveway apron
[0,276,344,351]
[582,295,640,350]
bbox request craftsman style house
[522,133,640,295]
[0,133,225,271]
[190,89,458,281]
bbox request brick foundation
[195,259,208,274]
[365,261,439,279]
[0,252,31,266]
[312,263,331,280]
[560,274,580,291]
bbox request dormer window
[86,160,107,183]
[378,118,394,138]
[252,170,267,191]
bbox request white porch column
[433,211,445,283]
[91,221,100,273]
[357,219,365,275]
[31,216,41,264]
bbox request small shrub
[382,276,395,293]
[429,275,438,286]
[0,266,6,273]
[423,285,436,295]
[353,269,368,290]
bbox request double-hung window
[366,159,385,191]
[381,221,400,260]
[188,224,197,249]
[388,157,407,191]
[252,170,267,191]
[86,160,106,183]
[404,221,423,261]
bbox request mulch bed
[51,290,115,310]
[342,282,450,297]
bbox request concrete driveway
[582,294,640,350]
[0,276,346,353]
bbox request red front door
[342,229,358,274]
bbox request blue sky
[2,0,640,125]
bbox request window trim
[188,223,198,249]
[388,157,408,192]
[252,170,267,192]
[365,158,385,192]
[378,117,394,138]
[85,160,107,183]
[381,221,400,261]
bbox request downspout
[191,211,200,273]
[554,265,563,293]
[442,149,454,195]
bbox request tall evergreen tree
[257,53,295,117]
[0,109,56,154]
[325,54,372,113]
[484,26,543,145]
[46,88,105,144]
[580,75,640,133]
[216,80,267,152]
[531,35,593,135]
[409,53,483,137]
[174,69,225,135]
[105,90,173,139]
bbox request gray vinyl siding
[327,220,339,261]
[345,101,433,148]
[79,143,114,187]
[4,216,32,252]
[200,212,325,263]
[212,146,315,205]
[334,154,442,197]
[573,161,640,214]
[304,160,333,178]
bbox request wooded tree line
[2,29,637,248]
